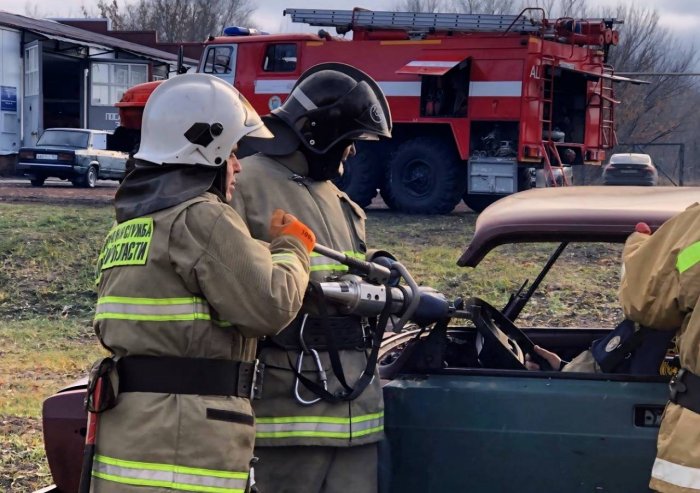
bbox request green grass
[366,210,623,327]
[0,203,624,492]
[0,203,114,320]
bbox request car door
[90,132,109,176]
[92,132,125,178]
[383,370,667,493]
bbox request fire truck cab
[122,7,644,213]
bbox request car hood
[458,186,700,267]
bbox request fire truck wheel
[382,138,467,214]
[333,142,383,208]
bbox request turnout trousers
[254,443,378,493]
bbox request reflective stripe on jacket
[231,151,384,447]
[619,203,700,493]
[92,192,310,492]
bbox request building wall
[0,27,21,157]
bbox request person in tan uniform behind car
[87,73,315,493]
[616,210,700,493]
[230,63,392,493]
[528,211,700,492]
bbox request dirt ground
[0,178,118,205]
[0,178,472,213]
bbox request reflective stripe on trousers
[92,454,248,493]
[310,251,364,273]
[94,296,231,326]
[255,411,384,439]
[652,457,700,490]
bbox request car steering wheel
[467,297,552,371]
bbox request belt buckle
[669,368,687,403]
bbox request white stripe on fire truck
[254,79,522,98]
[254,79,296,94]
[405,60,459,67]
[469,81,522,97]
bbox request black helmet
[244,63,392,156]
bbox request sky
[1,0,699,50]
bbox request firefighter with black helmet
[87,73,315,493]
[230,63,392,493]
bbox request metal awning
[33,31,113,52]
[396,56,469,76]
[558,64,649,85]
[31,31,190,66]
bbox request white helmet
[134,73,272,167]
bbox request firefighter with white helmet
[86,73,315,493]
[230,63,392,493]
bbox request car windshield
[37,130,89,148]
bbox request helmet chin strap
[208,165,228,200]
[301,140,352,181]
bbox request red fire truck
[118,7,644,213]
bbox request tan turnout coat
[91,192,309,492]
[231,152,384,448]
[619,203,700,493]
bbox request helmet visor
[239,93,274,139]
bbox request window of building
[202,46,234,74]
[262,44,297,72]
[91,62,148,106]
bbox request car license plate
[620,170,637,174]
[36,153,58,160]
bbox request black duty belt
[117,356,263,399]
[262,315,368,351]
[669,368,700,415]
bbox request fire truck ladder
[598,64,617,148]
[284,8,545,34]
[539,57,569,187]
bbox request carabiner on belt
[294,314,328,405]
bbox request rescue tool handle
[313,243,392,284]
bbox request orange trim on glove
[269,208,316,253]
[280,220,316,253]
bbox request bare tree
[85,0,257,42]
[450,0,517,15]
[392,0,444,13]
[603,4,698,145]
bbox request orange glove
[269,208,316,253]
[635,222,652,235]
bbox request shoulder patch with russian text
[96,217,154,276]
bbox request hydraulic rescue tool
[312,243,454,329]
[310,243,552,375]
